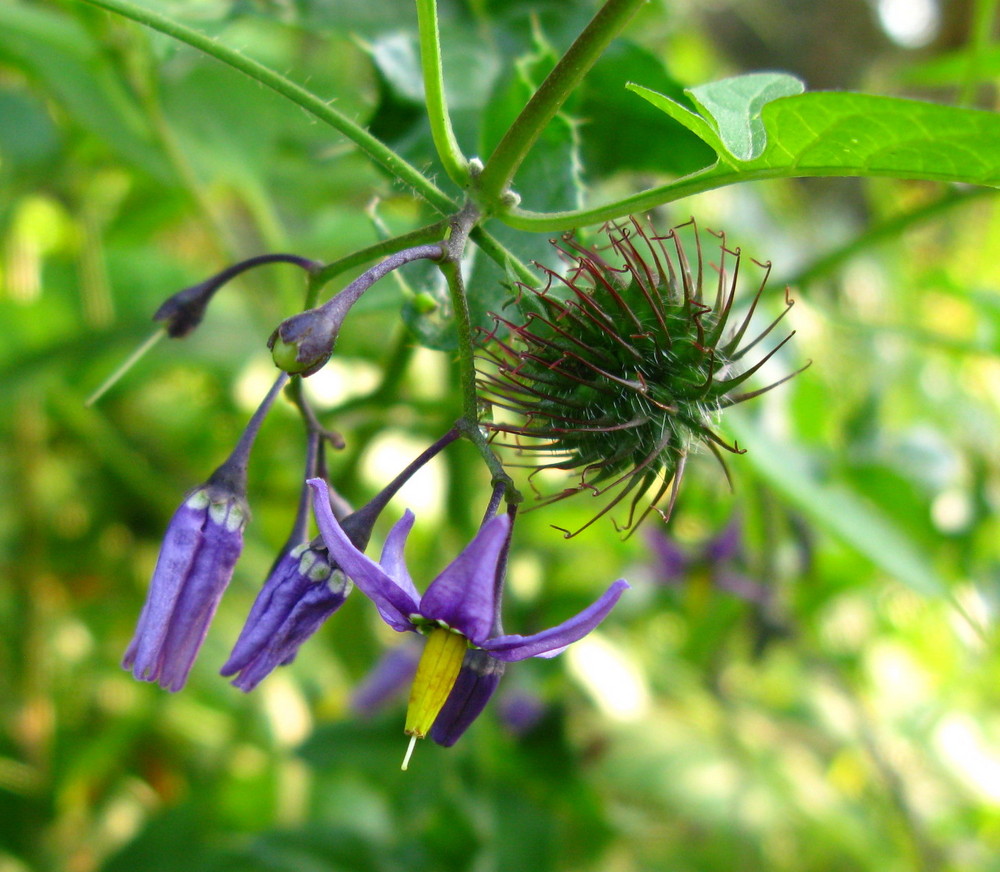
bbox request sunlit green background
[2,0,999,870]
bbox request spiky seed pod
[477,217,807,537]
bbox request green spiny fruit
[478,217,807,536]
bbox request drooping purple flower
[123,483,247,691]
[220,539,352,691]
[122,374,288,691]
[221,427,464,692]
[310,477,628,659]
[308,477,629,764]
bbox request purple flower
[308,478,629,765]
[350,638,423,717]
[220,539,352,692]
[648,515,769,604]
[123,484,247,691]
[496,686,546,737]
[122,374,288,692]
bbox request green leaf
[631,75,1000,185]
[726,413,948,598]
[479,31,584,214]
[576,41,716,177]
[687,72,805,161]
[0,3,169,178]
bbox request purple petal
[704,515,743,565]
[481,579,630,662]
[429,648,505,747]
[379,513,420,605]
[646,529,689,585]
[221,542,352,690]
[420,514,510,644]
[308,478,417,631]
[123,489,246,691]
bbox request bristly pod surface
[477,217,808,537]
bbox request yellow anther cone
[403,627,468,751]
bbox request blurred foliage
[1,1,1000,871]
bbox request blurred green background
[2,0,999,870]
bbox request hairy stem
[477,0,646,203]
[80,0,457,214]
[416,0,469,186]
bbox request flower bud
[268,306,342,376]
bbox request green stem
[79,0,457,215]
[469,226,539,287]
[438,205,520,499]
[308,221,450,306]
[477,0,646,203]
[499,164,1000,233]
[778,187,995,288]
[416,0,469,186]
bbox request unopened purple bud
[123,484,248,691]
[429,649,506,747]
[268,305,343,377]
[221,539,352,691]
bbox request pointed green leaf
[726,414,948,598]
[687,72,805,161]
[630,74,1000,185]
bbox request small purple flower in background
[350,638,423,717]
[220,540,352,691]
[122,374,287,691]
[308,478,629,768]
[495,686,546,738]
[647,515,769,604]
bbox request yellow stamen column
[401,627,468,770]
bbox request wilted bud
[269,243,445,376]
[154,254,322,338]
[268,304,344,376]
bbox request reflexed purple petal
[123,489,246,691]
[704,515,743,565]
[350,638,422,717]
[379,513,420,604]
[420,514,510,644]
[481,579,630,661]
[429,649,505,747]
[646,528,689,584]
[222,542,352,691]
[308,479,417,631]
